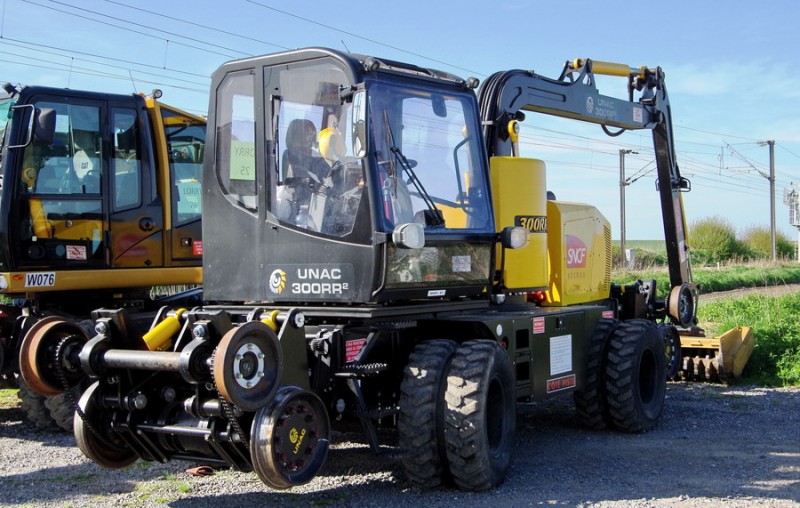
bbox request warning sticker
[602,310,615,319]
[345,338,367,363]
[633,106,643,123]
[532,317,545,334]
[66,245,87,260]
[547,374,576,393]
[192,240,203,256]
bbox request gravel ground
[1,382,799,507]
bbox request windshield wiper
[381,111,444,227]
[389,145,444,226]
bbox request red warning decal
[532,317,545,334]
[192,240,204,256]
[546,374,576,393]
[345,338,367,363]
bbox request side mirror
[351,90,367,158]
[392,223,425,249]
[8,104,56,148]
[500,226,529,249]
[33,108,56,144]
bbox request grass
[0,388,18,409]
[615,261,800,386]
[126,473,192,505]
[613,262,800,299]
[700,292,800,386]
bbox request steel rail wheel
[74,381,137,469]
[667,283,695,329]
[658,323,682,380]
[212,321,283,412]
[250,386,330,490]
[19,317,89,396]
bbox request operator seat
[282,119,326,181]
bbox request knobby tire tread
[605,319,666,433]
[444,339,514,491]
[574,318,619,430]
[398,339,458,488]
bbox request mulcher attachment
[678,326,754,383]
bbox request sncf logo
[566,235,588,268]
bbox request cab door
[11,94,108,270]
[107,103,164,268]
[159,105,205,266]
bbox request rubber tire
[17,379,58,431]
[44,386,81,432]
[574,318,619,430]
[398,339,458,488]
[444,339,515,491]
[605,320,667,433]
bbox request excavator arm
[478,59,698,327]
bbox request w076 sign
[24,272,56,287]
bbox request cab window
[17,100,103,263]
[270,62,365,238]
[112,108,141,210]
[163,108,205,224]
[215,70,257,213]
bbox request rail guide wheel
[74,381,137,469]
[18,317,90,396]
[667,283,696,329]
[250,386,330,490]
[212,321,283,412]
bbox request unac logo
[566,235,588,268]
[268,269,286,294]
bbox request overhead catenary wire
[2,0,794,209]
[20,0,245,59]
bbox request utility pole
[767,140,776,261]
[619,149,637,266]
[726,140,777,261]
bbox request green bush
[701,293,800,386]
[741,226,795,260]
[612,246,666,270]
[689,216,749,264]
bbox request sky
[1,0,798,241]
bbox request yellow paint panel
[544,200,611,306]
[490,157,549,290]
[0,267,202,294]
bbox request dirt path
[700,283,800,302]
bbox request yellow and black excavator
[18,48,749,491]
[0,84,205,429]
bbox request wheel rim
[19,317,88,396]
[668,284,695,328]
[486,375,506,453]
[212,321,283,411]
[638,347,658,406]
[250,386,330,490]
[74,381,137,469]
